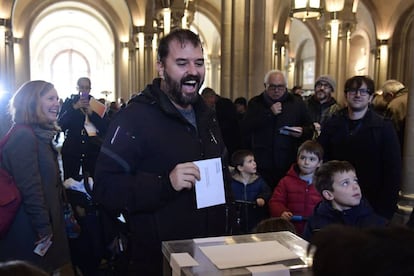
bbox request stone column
[220,0,249,99]
[208,54,221,93]
[376,40,389,88]
[321,6,356,104]
[144,32,155,86]
[396,70,414,222]
[273,33,289,73]
[220,0,232,98]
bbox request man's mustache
[181,75,201,85]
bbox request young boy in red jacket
[269,140,323,235]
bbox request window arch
[51,49,91,99]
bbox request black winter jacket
[242,92,314,172]
[318,108,402,219]
[305,96,341,125]
[93,78,231,274]
[58,95,109,158]
[303,199,388,241]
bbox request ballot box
[162,231,313,276]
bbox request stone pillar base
[394,192,414,224]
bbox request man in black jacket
[318,75,402,220]
[241,69,314,189]
[94,29,230,275]
[58,77,109,179]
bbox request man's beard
[164,71,203,108]
[315,90,329,103]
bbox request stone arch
[390,6,414,89]
[289,19,317,90]
[11,0,132,100]
[349,32,370,76]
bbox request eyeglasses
[316,82,331,89]
[347,89,371,96]
[266,84,286,91]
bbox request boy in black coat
[303,160,387,241]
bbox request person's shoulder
[8,125,34,137]
[354,200,388,225]
[323,107,347,124]
[248,93,264,104]
[305,96,318,105]
[3,125,36,150]
[366,108,394,127]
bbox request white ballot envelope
[194,157,226,209]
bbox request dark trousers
[62,138,101,180]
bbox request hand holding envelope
[169,158,226,208]
[169,162,201,191]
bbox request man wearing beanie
[305,75,341,137]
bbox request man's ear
[322,190,334,201]
[157,60,164,79]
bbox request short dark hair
[344,75,375,95]
[314,160,356,194]
[291,85,302,93]
[297,140,324,161]
[234,97,247,106]
[231,149,254,173]
[157,29,203,63]
[201,87,216,97]
[77,77,91,88]
[253,217,297,234]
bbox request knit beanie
[315,75,336,91]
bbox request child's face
[239,155,257,174]
[297,150,321,176]
[323,170,362,211]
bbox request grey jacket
[0,124,71,273]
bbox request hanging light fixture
[290,0,322,20]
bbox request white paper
[199,241,299,269]
[194,157,226,209]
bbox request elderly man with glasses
[318,75,402,221]
[241,69,314,190]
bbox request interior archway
[29,3,115,101]
[289,19,316,91]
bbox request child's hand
[256,198,265,207]
[281,211,293,220]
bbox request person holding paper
[58,77,109,180]
[241,69,314,189]
[0,81,72,274]
[94,29,231,276]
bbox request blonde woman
[0,81,72,275]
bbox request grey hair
[382,79,406,96]
[264,69,287,84]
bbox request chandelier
[290,0,322,20]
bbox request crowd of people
[0,28,410,275]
